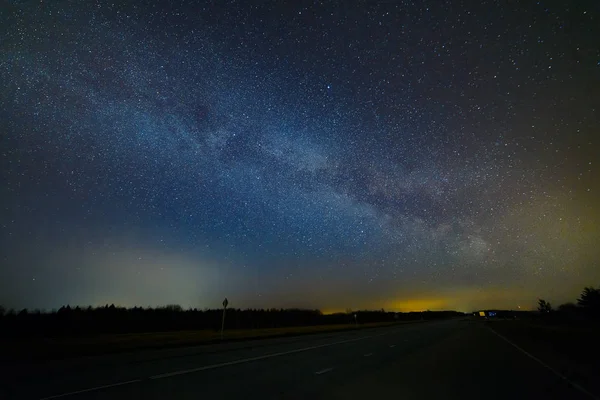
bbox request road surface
[1,319,597,399]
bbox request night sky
[1,1,599,312]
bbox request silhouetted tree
[558,302,578,312]
[0,304,463,339]
[537,299,552,313]
[163,304,183,312]
[577,287,600,317]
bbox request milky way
[1,1,599,311]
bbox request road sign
[223,298,229,309]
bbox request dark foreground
[1,319,597,400]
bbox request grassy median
[2,321,402,362]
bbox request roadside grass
[487,319,600,394]
[488,319,600,365]
[1,321,401,362]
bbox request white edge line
[363,352,373,357]
[488,327,599,400]
[315,367,334,375]
[150,334,377,380]
[40,329,397,399]
[39,379,141,400]
[389,344,396,348]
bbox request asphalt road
[2,319,597,400]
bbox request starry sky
[1,1,599,312]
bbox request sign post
[221,297,228,340]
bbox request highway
[2,319,597,400]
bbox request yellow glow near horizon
[381,286,543,313]
[388,298,450,312]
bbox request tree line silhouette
[0,304,463,338]
[538,286,600,321]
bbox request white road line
[488,328,600,400]
[150,334,379,379]
[39,329,398,399]
[315,367,334,375]
[389,344,396,348]
[39,379,141,400]
[363,352,373,357]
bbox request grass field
[487,319,600,394]
[1,321,404,362]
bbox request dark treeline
[0,304,463,338]
[479,286,600,323]
[537,286,600,323]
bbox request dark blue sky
[1,0,599,312]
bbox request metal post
[221,297,228,340]
[221,307,226,339]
